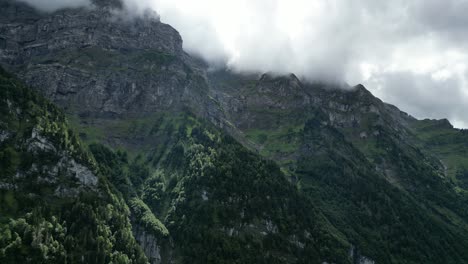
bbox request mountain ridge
[2,1,468,263]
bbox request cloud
[143,0,468,127]
[13,0,468,127]
[366,69,468,128]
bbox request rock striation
[0,0,208,117]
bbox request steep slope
[411,119,468,182]
[209,70,468,263]
[87,113,355,263]
[0,0,211,117]
[0,67,359,263]
[0,67,148,263]
[2,0,468,263]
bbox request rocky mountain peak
[259,72,300,82]
[420,118,454,129]
[257,72,305,96]
[350,83,377,102]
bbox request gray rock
[0,130,10,143]
[201,190,208,201]
[67,158,98,186]
[0,182,16,190]
[27,127,57,153]
[349,245,376,264]
[358,256,376,264]
[133,223,163,264]
[0,0,212,118]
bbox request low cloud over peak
[14,0,468,128]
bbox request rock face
[209,70,414,133]
[1,0,414,142]
[133,224,163,264]
[349,246,375,264]
[0,0,208,116]
[3,1,468,263]
[1,94,98,197]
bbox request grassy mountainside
[0,68,356,263]
[297,113,468,263]
[4,51,468,263]
[411,119,468,185]
[209,70,468,263]
[79,113,354,263]
[3,1,468,262]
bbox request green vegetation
[4,61,468,264]
[150,116,350,263]
[0,67,148,263]
[245,125,303,157]
[411,119,468,181]
[83,111,352,263]
[296,118,468,263]
[130,198,169,238]
[231,103,468,263]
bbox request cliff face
[0,0,209,117]
[3,1,468,263]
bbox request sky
[17,0,468,128]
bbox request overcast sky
[18,0,468,128]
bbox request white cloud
[140,0,468,127]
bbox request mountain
[0,67,149,263]
[2,0,468,263]
[0,0,213,117]
[0,61,351,264]
[209,70,468,263]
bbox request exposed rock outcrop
[0,0,209,117]
[133,223,163,264]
